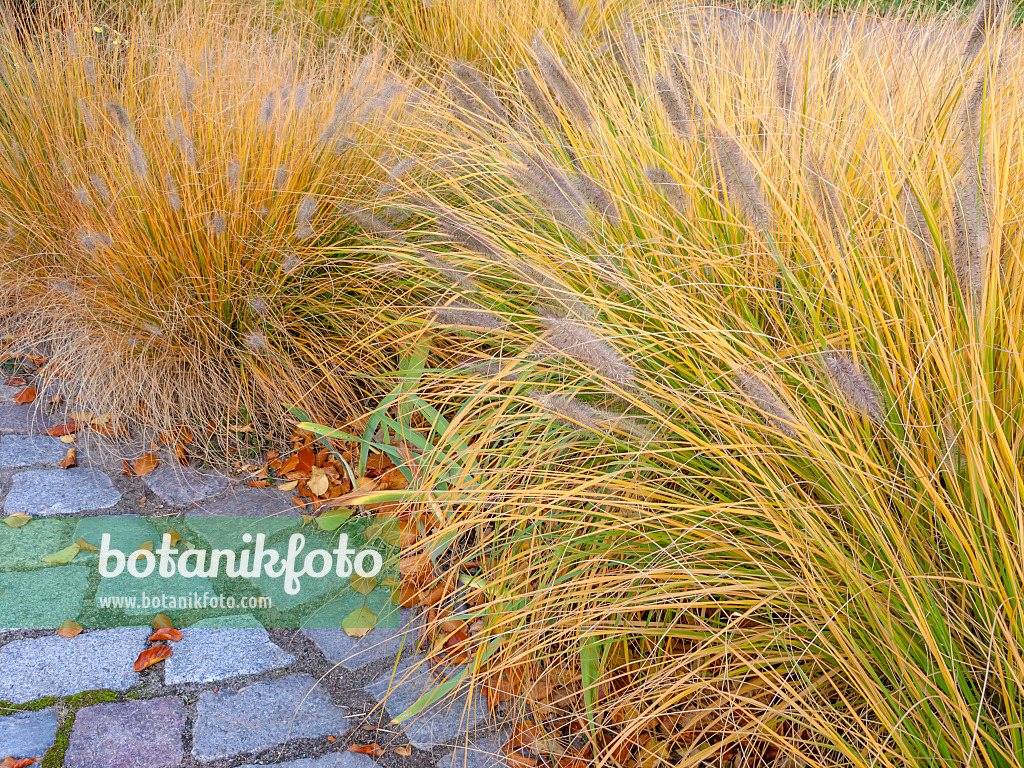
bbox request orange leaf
[149,627,183,642]
[23,354,47,366]
[504,753,538,768]
[133,645,172,672]
[326,736,336,743]
[45,421,79,437]
[173,442,188,465]
[14,386,36,405]
[133,452,159,477]
[292,496,307,509]
[348,744,385,757]
[1,758,41,768]
[57,620,83,638]
[247,480,270,487]
[122,459,132,475]
[60,448,77,469]
[295,446,315,474]
[4,376,26,386]
[152,614,174,629]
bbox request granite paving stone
[94,570,218,617]
[72,515,159,562]
[64,697,184,768]
[0,516,75,569]
[191,673,351,761]
[164,615,295,684]
[0,567,90,628]
[304,607,416,670]
[0,404,56,435]
[0,628,149,703]
[438,733,511,768]
[365,656,488,749]
[0,707,60,758]
[189,484,303,517]
[0,385,21,404]
[3,467,121,516]
[142,463,230,506]
[0,435,70,468]
[238,753,380,768]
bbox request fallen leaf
[348,744,385,757]
[326,736,337,743]
[301,514,315,527]
[3,512,31,528]
[59,434,76,444]
[395,745,412,757]
[24,354,47,366]
[247,480,271,487]
[350,573,377,596]
[504,753,538,768]
[133,452,159,476]
[75,537,100,552]
[295,445,315,474]
[60,447,77,469]
[57,620,83,638]
[278,480,298,492]
[0,758,41,768]
[133,645,172,672]
[48,393,63,411]
[149,627,183,642]
[122,459,132,475]
[136,541,153,552]
[41,542,81,564]
[4,376,26,386]
[167,529,182,546]
[292,496,307,509]
[308,466,329,497]
[46,421,78,437]
[152,614,174,629]
[173,442,188,465]
[342,605,377,638]
[14,386,36,405]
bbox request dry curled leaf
[46,421,78,437]
[14,386,36,405]
[4,376,26,386]
[394,745,412,757]
[60,447,77,469]
[133,644,172,672]
[149,627,183,642]
[133,452,159,476]
[57,620,83,638]
[348,744,385,757]
[3,511,31,528]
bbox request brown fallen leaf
[152,614,174,629]
[133,452,159,476]
[149,627,183,642]
[57,620,83,638]
[1,758,41,768]
[4,376,26,386]
[173,442,188,465]
[394,745,412,757]
[348,744,385,757]
[122,459,132,475]
[247,480,271,487]
[60,448,77,469]
[133,645,172,672]
[46,421,79,437]
[14,386,36,405]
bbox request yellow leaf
[301,514,315,527]
[75,537,100,553]
[167,529,182,546]
[350,574,377,595]
[136,541,154,553]
[342,605,377,638]
[152,613,174,629]
[307,466,329,497]
[41,542,81,563]
[278,480,298,492]
[3,511,31,528]
[60,434,76,444]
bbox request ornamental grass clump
[389,4,1024,766]
[0,0,437,443]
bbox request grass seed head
[821,350,884,424]
[533,36,594,126]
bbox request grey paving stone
[304,607,416,670]
[365,656,487,749]
[0,567,90,628]
[3,468,121,516]
[191,614,264,628]
[142,463,230,506]
[438,732,510,768]
[0,404,57,434]
[0,628,148,703]
[164,617,295,684]
[0,516,75,570]
[0,434,73,468]
[0,706,59,758]
[64,697,184,768]
[189,484,302,518]
[238,753,379,768]
[191,673,351,761]
[72,515,160,561]
[0,385,21,404]
[94,570,218,617]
